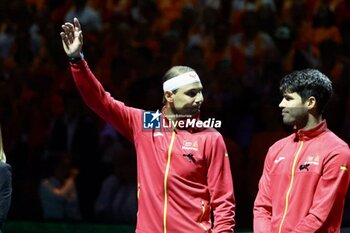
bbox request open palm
[60,17,83,58]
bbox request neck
[296,114,323,131]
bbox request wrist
[69,53,84,64]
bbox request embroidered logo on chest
[182,140,198,151]
[274,157,285,163]
[299,155,320,171]
[181,141,199,163]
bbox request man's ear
[306,96,316,110]
[164,91,174,103]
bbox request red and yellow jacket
[254,120,350,233]
[70,61,235,233]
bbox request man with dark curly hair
[254,69,350,233]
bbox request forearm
[71,60,110,116]
[212,193,235,233]
[253,190,272,233]
[211,173,235,232]
[253,161,272,233]
[292,213,323,233]
[70,60,138,141]
[208,135,235,232]
[253,208,272,233]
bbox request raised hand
[60,17,83,58]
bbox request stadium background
[1,0,350,232]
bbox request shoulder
[262,133,295,162]
[268,133,294,150]
[322,130,350,158]
[323,130,349,148]
[197,127,224,141]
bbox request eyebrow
[185,86,203,92]
[283,93,294,98]
[184,88,202,94]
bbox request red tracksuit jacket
[70,61,235,233]
[254,120,350,233]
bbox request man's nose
[279,99,286,108]
[195,93,203,104]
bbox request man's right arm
[70,60,139,141]
[61,18,140,141]
[253,150,272,233]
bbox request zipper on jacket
[278,140,304,233]
[163,130,176,233]
[137,183,140,217]
[199,200,208,231]
[137,183,140,199]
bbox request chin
[183,109,198,116]
[282,118,295,126]
[191,110,200,116]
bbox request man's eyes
[186,91,201,97]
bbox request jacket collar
[293,120,328,142]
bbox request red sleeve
[70,60,141,142]
[253,148,273,233]
[292,148,350,232]
[207,133,236,233]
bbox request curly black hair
[279,69,333,114]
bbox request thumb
[78,31,83,43]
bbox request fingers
[60,18,83,56]
[61,25,73,44]
[60,32,70,48]
[61,21,82,44]
[61,23,73,33]
[64,23,75,44]
[65,22,74,32]
[73,17,81,31]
